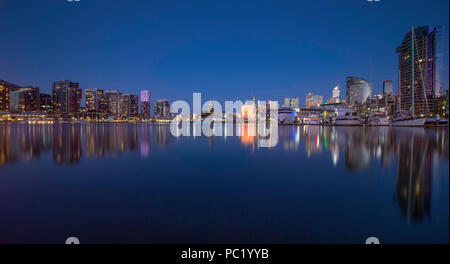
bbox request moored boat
[391,111,426,127]
[333,108,362,126]
[278,107,296,125]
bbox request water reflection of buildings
[154,125,170,147]
[0,123,141,166]
[277,125,448,222]
[0,124,52,165]
[85,124,139,158]
[238,123,279,151]
[395,129,433,221]
[53,124,82,164]
[0,123,448,221]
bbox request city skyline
[0,0,448,106]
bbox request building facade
[0,80,20,112]
[327,85,341,104]
[396,25,444,117]
[104,90,121,116]
[383,80,394,96]
[140,90,151,118]
[283,97,300,108]
[129,94,138,116]
[52,80,81,114]
[85,88,105,112]
[346,77,372,106]
[154,99,170,118]
[9,86,40,113]
[306,93,323,108]
[40,93,53,113]
[333,85,340,100]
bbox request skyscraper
[291,97,299,108]
[40,93,53,113]
[383,80,394,96]
[306,93,323,108]
[346,77,372,106]
[396,25,444,116]
[119,94,130,117]
[140,90,151,118]
[0,80,20,112]
[327,85,341,104]
[283,97,299,108]
[129,94,138,116]
[52,80,81,114]
[333,85,340,100]
[104,90,121,116]
[9,86,40,112]
[85,88,104,112]
[154,99,170,118]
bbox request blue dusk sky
[0,0,448,106]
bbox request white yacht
[278,107,296,125]
[367,113,390,126]
[333,108,362,126]
[391,111,426,127]
[307,114,320,125]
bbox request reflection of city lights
[240,123,255,145]
[376,146,381,159]
[332,151,338,167]
[141,143,149,157]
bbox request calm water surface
[0,123,448,243]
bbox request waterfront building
[154,99,170,118]
[9,90,20,112]
[140,90,151,119]
[0,80,20,112]
[396,25,444,117]
[40,93,53,113]
[383,80,394,96]
[119,94,130,117]
[436,90,448,118]
[291,97,299,109]
[283,97,300,108]
[386,94,400,117]
[85,88,105,112]
[104,90,121,116]
[346,77,372,106]
[327,86,341,104]
[116,94,139,117]
[333,85,341,100]
[9,86,40,113]
[52,80,81,114]
[130,94,138,116]
[306,93,323,108]
[366,94,386,113]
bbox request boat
[333,108,362,126]
[391,111,426,127]
[367,112,390,126]
[438,118,449,126]
[278,107,296,125]
[424,116,449,127]
[307,114,320,125]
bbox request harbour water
[0,123,448,243]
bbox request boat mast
[398,68,401,112]
[411,25,415,118]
